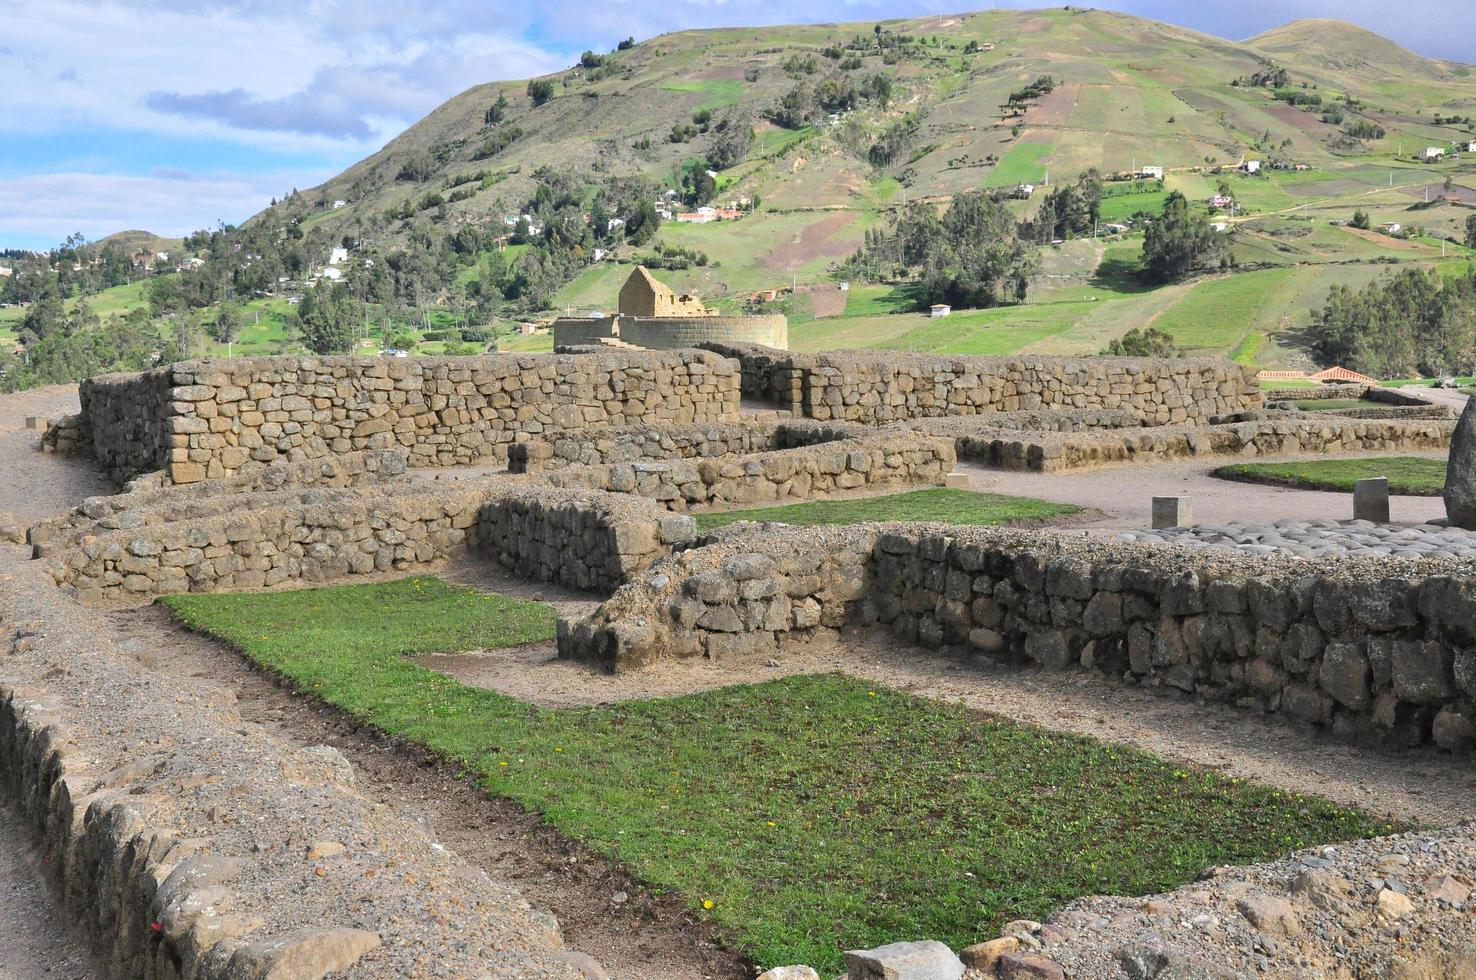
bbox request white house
[1242,160,1262,174]
[1014,183,1035,199]
[1421,147,1446,161]
[328,247,349,266]
[319,266,344,281]
[1210,222,1230,233]
[930,304,951,318]
[1466,140,1476,153]
[1140,165,1164,180]
[332,199,346,209]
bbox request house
[606,218,625,232]
[1209,195,1233,208]
[1242,160,1262,174]
[1014,183,1035,199]
[1139,165,1164,180]
[1102,222,1129,235]
[593,248,610,262]
[332,199,346,209]
[1381,222,1403,235]
[319,266,343,281]
[518,323,538,335]
[1466,140,1476,153]
[328,247,349,266]
[1210,222,1230,233]
[930,304,951,318]
[618,267,711,317]
[1421,147,1445,161]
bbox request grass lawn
[164,576,1392,974]
[695,488,1079,532]
[1213,457,1445,496]
[1292,398,1375,411]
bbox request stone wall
[473,489,695,593]
[77,368,175,479]
[539,435,956,512]
[700,344,1258,424]
[560,524,1476,750]
[950,418,1454,473]
[44,477,692,602]
[73,352,740,485]
[554,315,788,352]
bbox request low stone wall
[44,477,690,602]
[0,572,589,978]
[73,351,741,485]
[539,435,956,512]
[560,524,1476,751]
[510,419,784,473]
[702,344,1259,424]
[956,418,1454,473]
[555,315,788,351]
[473,488,695,593]
[39,413,89,456]
[1302,405,1454,421]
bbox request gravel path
[956,453,1450,532]
[0,385,104,978]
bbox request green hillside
[7,9,1476,387]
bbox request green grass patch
[662,78,745,111]
[1213,457,1445,496]
[694,488,1080,532]
[164,577,1393,973]
[987,141,1054,187]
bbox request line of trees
[1308,266,1476,378]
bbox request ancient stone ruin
[551,267,789,351]
[5,343,1474,979]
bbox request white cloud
[0,170,330,247]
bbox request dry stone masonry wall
[562,524,1476,751]
[74,351,740,484]
[539,435,956,512]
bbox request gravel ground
[0,386,105,977]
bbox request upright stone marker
[1445,397,1476,528]
[1152,496,1192,529]
[1354,477,1390,523]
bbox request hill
[8,7,1476,390]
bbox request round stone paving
[1118,518,1476,560]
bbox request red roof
[1308,365,1377,384]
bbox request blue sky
[1,0,1471,252]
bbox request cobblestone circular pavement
[1120,518,1476,559]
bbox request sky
[1,0,1471,252]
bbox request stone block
[1353,477,1390,523]
[943,471,970,489]
[1151,496,1192,529]
[843,940,965,980]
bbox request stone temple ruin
[550,267,789,351]
[5,341,1476,978]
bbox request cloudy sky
[1,0,1470,251]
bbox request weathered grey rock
[1446,396,1476,528]
[843,940,965,980]
[756,968,821,980]
[1353,477,1390,523]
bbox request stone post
[1354,477,1390,523]
[1152,496,1192,529]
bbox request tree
[1351,209,1371,230]
[1466,214,1476,250]
[298,284,360,354]
[527,79,555,106]
[1140,192,1229,283]
[484,93,509,125]
[1102,326,1178,357]
[208,302,242,344]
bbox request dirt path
[104,598,747,980]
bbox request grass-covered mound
[1214,457,1445,496]
[164,576,1394,973]
[694,488,1078,532]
